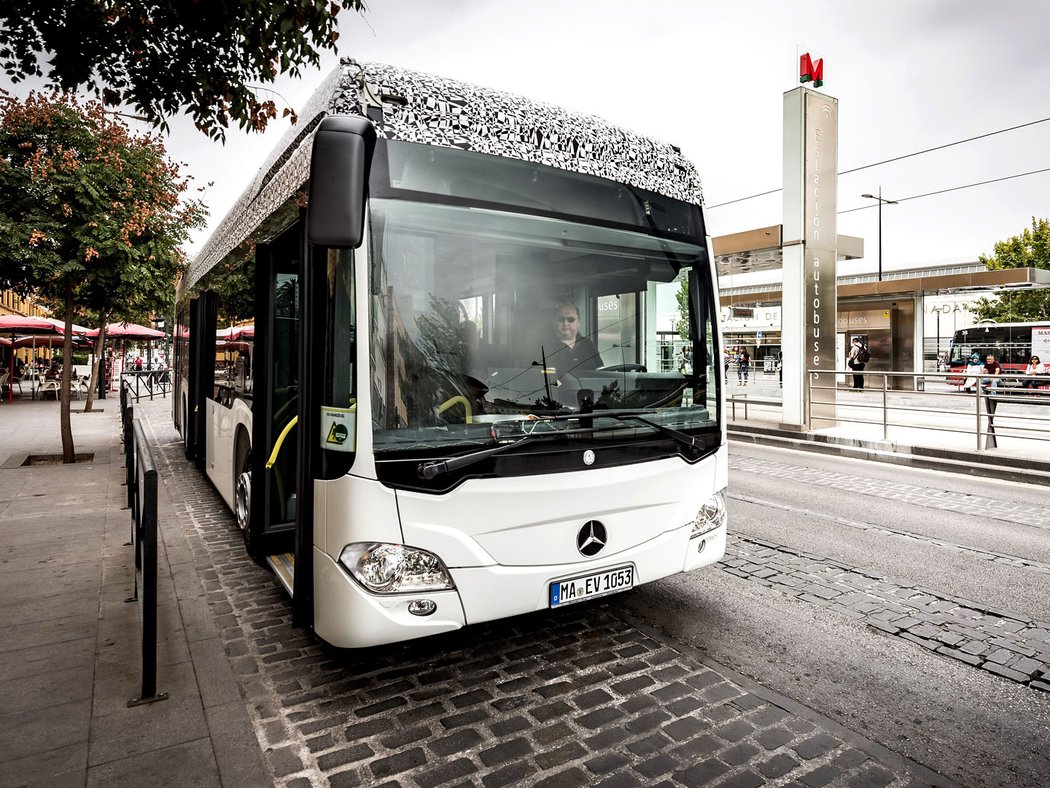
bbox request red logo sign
[799,53,824,88]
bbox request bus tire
[182,401,194,461]
[234,429,252,532]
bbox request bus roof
[954,321,1050,333]
[184,60,705,293]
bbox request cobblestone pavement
[726,454,1050,692]
[139,405,948,788]
[722,531,1050,692]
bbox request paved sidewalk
[0,398,268,787]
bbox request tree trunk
[83,310,108,413]
[60,276,76,463]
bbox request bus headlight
[689,489,727,537]
[338,543,456,594]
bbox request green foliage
[972,218,1050,322]
[0,1,365,140]
[0,92,207,323]
[675,273,690,341]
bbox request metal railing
[121,382,168,706]
[805,370,1050,451]
[121,369,171,403]
[725,371,1050,452]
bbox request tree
[972,218,1050,323]
[0,91,206,460]
[0,0,365,140]
[675,273,690,341]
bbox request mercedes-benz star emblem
[577,520,607,557]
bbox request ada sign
[320,404,356,453]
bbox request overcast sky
[9,0,1050,273]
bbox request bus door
[186,292,217,467]
[246,227,302,577]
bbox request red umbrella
[84,321,167,392]
[217,325,254,341]
[40,317,90,335]
[0,316,64,401]
[0,315,64,334]
[85,321,166,340]
[14,334,90,349]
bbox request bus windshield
[367,193,719,465]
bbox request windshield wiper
[597,412,706,454]
[417,428,583,480]
[417,410,706,479]
[499,408,705,453]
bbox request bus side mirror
[307,115,377,249]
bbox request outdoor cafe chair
[0,371,23,398]
[37,374,60,400]
[70,375,89,400]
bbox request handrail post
[127,418,168,707]
[975,383,982,451]
[807,369,813,429]
[124,403,135,510]
[984,386,998,450]
[882,373,888,441]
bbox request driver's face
[556,308,579,340]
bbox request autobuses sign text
[801,90,837,398]
[809,126,825,369]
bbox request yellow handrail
[266,415,298,469]
[437,395,473,424]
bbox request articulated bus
[174,61,727,648]
[949,322,1050,375]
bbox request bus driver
[550,303,603,372]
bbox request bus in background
[948,321,1050,380]
[174,60,727,649]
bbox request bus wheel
[234,433,251,531]
[235,467,251,531]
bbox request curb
[727,423,1050,486]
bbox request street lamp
[860,188,898,282]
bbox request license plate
[549,565,634,608]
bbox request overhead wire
[704,116,1050,209]
[836,167,1050,213]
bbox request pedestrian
[677,345,692,374]
[962,352,982,393]
[847,338,869,390]
[723,350,731,384]
[776,351,783,387]
[981,353,1001,391]
[1021,355,1046,390]
[737,349,751,385]
[135,356,143,372]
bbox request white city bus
[174,61,727,648]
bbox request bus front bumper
[312,524,725,649]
